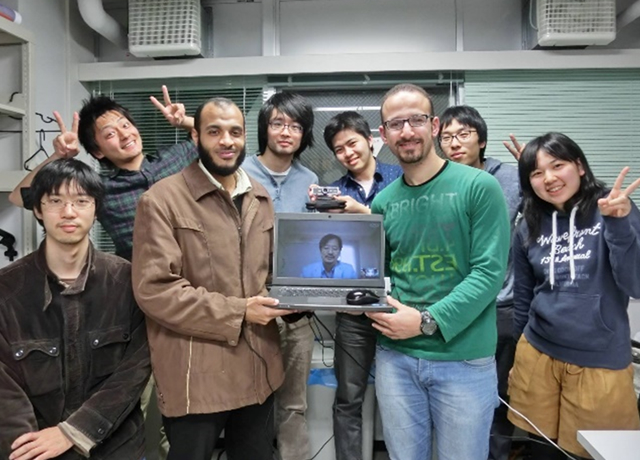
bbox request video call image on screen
[276,219,383,280]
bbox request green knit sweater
[371,161,510,360]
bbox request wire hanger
[23,129,49,171]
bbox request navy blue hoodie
[513,195,640,369]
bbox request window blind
[464,69,640,200]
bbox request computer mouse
[346,289,380,305]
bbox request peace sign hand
[598,167,640,218]
[502,134,525,161]
[52,111,80,158]
[150,85,194,130]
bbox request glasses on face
[41,197,95,212]
[439,130,477,146]
[383,114,432,131]
[268,120,303,134]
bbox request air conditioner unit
[537,0,616,47]
[128,0,202,58]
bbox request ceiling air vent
[537,0,616,46]
[129,0,202,58]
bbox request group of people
[0,82,638,460]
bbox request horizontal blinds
[464,69,640,200]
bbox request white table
[577,430,640,460]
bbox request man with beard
[242,92,318,460]
[365,84,510,460]
[131,97,294,460]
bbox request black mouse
[346,289,380,305]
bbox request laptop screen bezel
[272,212,386,288]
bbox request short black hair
[193,97,242,135]
[319,234,342,250]
[78,96,138,166]
[439,105,488,161]
[323,111,373,154]
[31,159,104,226]
[258,92,314,159]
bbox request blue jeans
[375,345,498,460]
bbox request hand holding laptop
[245,295,298,325]
[366,297,422,340]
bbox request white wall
[0,0,95,268]
[97,0,523,61]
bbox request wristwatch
[420,310,438,336]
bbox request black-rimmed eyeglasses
[439,130,477,146]
[383,114,433,131]
[269,120,304,134]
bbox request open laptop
[269,213,392,312]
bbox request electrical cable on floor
[499,396,578,460]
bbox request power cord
[499,395,579,460]
[311,313,376,381]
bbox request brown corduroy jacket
[0,243,150,460]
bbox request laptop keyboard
[273,286,385,298]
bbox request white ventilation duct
[77,0,127,49]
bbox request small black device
[346,289,381,306]
[311,186,341,197]
[306,185,345,211]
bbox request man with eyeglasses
[242,92,318,460]
[0,159,150,460]
[439,105,521,460]
[318,111,401,460]
[301,234,357,279]
[366,84,510,460]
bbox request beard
[394,139,429,165]
[198,140,246,177]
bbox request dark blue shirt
[330,161,402,206]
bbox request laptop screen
[273,213,385,288]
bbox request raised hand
[52,111,80,158]
[598,167,640,218]
[502,134,525,161]
[150,85,194,130]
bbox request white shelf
[78,49,640,83]
[0,16,33,45]
[0,170,27,193]
[0,101,25,117]
[0,16,34,257]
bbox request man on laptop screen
[301,234,357,279]
[271,213,390,312]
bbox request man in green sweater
[367,84,510,460]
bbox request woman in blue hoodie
[508,132,640,460]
